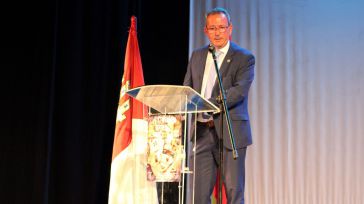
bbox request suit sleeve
[210,53,255,109]
[227,54,255,108]
[183,52,195,87]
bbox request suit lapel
[196,48,209,93]
[212,45,235,94]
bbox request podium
[127,85,219,115]
[127,85,219,204]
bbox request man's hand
[216,95,222,104]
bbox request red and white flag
[108,16,158,204]
[212,172,227,204]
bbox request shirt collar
[216,41,230,55]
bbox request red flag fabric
[111,16,146,160]
[109,16,158,204]
[212,171,227,204]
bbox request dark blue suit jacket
[183,42,255,149]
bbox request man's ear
[204,27,208,35]
[229,24,233,40]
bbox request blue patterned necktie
[204,50,222,100]
[202,51,221,120]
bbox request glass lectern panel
[126,85,211,204]
[127,85,219,114]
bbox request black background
[1,1,189,203]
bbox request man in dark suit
[183,7,255,204]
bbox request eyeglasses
[206,25,229,33]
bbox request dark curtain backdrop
[2,1,189,203]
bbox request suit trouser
[189,124,247,204]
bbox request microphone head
[208,44,215,54]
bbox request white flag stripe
[109,119,158,204]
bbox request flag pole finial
[131,16,137,32]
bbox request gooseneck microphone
[208,44,215,52]
[208,41,239,204]
[208,44,217,59]
[208,44,215,53]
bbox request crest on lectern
[146,115,183,182]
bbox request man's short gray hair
[206,7,231,25]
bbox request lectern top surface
[127,85,220,114]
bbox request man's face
[204,13,232,49]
